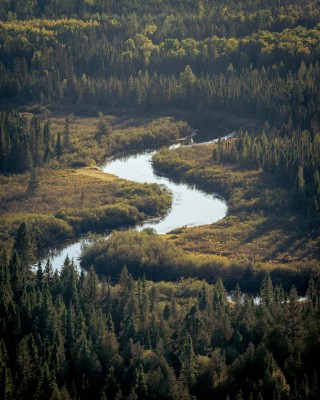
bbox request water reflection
[102,150,227,234]
[41,137,228,271]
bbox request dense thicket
[1,241,320,400]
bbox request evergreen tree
[134,364,148,399]
[198,284,208,311]
[180,332,197,388]
[34,362,56,399]
[16,335,38,399]
[13,222,35,266]
[0,253,14,317]
[285,286,302,350]
[260,274,274,307]
[55,133,63,159]
[81,266,100,312]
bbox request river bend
[43,136,229,270]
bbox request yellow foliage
[0,18,100,40]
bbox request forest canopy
[0,0,320,399]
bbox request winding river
[42,134,231,270]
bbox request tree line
[1,0,319,38]
[212,129,320,222]
[0,1,319,134]
[0,110,71,173]
[1,233,320,399]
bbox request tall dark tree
[13,223,35,266]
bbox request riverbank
[36,130,228,270]
[75,131,318,293]
[47,114,192,166]
[0,115,191,254]
[152,142,320,290]
[0,165,172,253]
[4,110,318,293]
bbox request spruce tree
[180,332,197,387]
[285,286,302,349]
[55,132,63,159]
[260,273,274,307]
[0,253,14,317]
[198,284,208,311]
[134,364,148,399]
[13,222,35,266]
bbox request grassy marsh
[0,114,192,252]
[152,143,320,276]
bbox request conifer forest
[0,1,320,399]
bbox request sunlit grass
[1,114,190,251]
[153,143,320,272]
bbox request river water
[42,135,229,270]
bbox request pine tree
[180,332,197,387]
[260,273,274,307]
[16,335,38,398]
[44,259,53,283]
[232,283,242,305]
[13,222,35,266]
[198,284,208,311]
[61,257,79,310]
[139,274,150,327]
[55,132,63,159]
[65,305,75,356]
[180,65,196,99]
[106,312,115,332]
[123,315,137,343]
[285,286,302,349]
[9,252,24,301]
[34,362,56,399]
[212,277,228,311]
[36,262,43,290]
[306,277,318,310]
[0,253,14,317]
[43,141,51,162]
[134,364,148,399]
[81,266,100,312]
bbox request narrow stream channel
[42,134,230,270]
